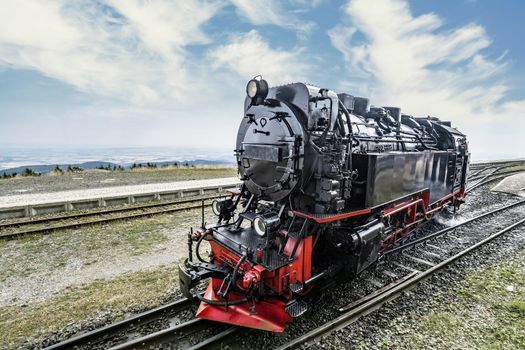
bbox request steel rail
[108,318,217,350]
[277,217,525,350]
[187,326,240,350]
[468,168,525,182]
[0,200,216,239]
[466,166,505,189]
[44,297,197,350]
[467,165,497,179]
[0,194,222,229]
[466,171,525,193]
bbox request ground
[0,207,217,349]
[0,166,237,196]
[0,172,524,349]
[372,250,525,350]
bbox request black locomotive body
[179,78,469,332]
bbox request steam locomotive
[179,78,469,332]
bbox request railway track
[73,198,523,350]
[40,196,525,349]
[44,292,237,350]
[0,194,222,239]
[44,296,198,349]
[111,320,238,350]
[468,159,525,173]
[466,170,525,193]
[276,199,525,349]
[467,163,525,181]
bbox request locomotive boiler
[179,77,469,332]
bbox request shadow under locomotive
[179,77,469,332]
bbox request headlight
[253,216,267,237]
[246,80,258,98]
[211,198,234,218]
[253,214,280,237]
[246,77,268,104]
[212,200,222,216]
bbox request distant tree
[184,162,189,167]
[112,165,117,171]
[54,165,64,174]
[117,165,124,171]
[67,165,83,173]
[22,168,40,177]
[173,162,179,168]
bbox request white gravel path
[492,173,525,196]
[0,177,241,208]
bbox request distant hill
[0,161,118,176]
[0,159,235,176]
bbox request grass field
[0,206,214,349]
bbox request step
[285,300,308,317]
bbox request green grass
[498,165,525,173]
[507,299,525,315]
[0,265,179,349]
[399,256,525,350]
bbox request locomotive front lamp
[212,198,234,219]
[246,80,258,98]
[253,214,280,237]
[246,77,269,104]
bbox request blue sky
[0,0,524,160]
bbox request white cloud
[329,0,525,159]
[0,0,223,106]
[0,0,317,150]
[209,30,309,84]
[229,0,314,35]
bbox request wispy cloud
[329,0,525,158]
[229,0,315,36]
[0,0,317,149]
[0,0,224,106]
[209,30,309,83]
